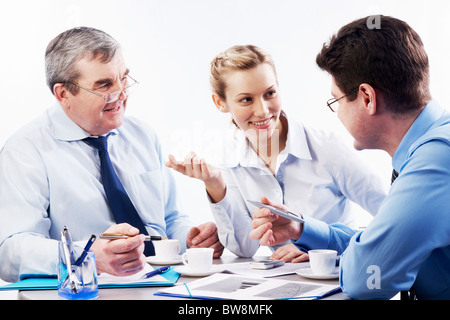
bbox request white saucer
[146,255,182,265]
[295,267,339,280]
[174,265,224,277]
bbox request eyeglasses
[326,87,359,112]
[67,75,138,104]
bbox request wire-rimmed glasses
[326,87,359,112]
[68,75,138,104]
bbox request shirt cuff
[293,214,330,251]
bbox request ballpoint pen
[75,234,96,266]
[64,226,77,263]
[99,233,168,241]
[61,226,79,293]
[142,266,170,279]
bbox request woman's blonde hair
[209,45,277,100]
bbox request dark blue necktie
[391,169,416,300]
[84,135,155,256]
[391,169,399,184]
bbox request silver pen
[61,226,79,294]
[99,233,168,241]
[247,200,305,224]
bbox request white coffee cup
[308,249,338,276]
[153,239,181,260]
[181,248,214,273]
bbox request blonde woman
[166,45,386,262]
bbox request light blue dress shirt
[295,100,450,300]
[0,103,192,282]
[209,114,387,257]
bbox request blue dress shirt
[0,103,192,282]
[294,100,450,300]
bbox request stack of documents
[155,273,340,300]
[157,261,340,300]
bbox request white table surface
[12,254,349,300]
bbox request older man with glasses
[0,27,223,283]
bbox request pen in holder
[57,228,98,300]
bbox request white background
[0,1,449,289]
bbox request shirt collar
[49,102,118,141]
[282,113,313,161]
[392,100,446,171]
[220,112,312,168]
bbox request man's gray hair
[45,27,121,95]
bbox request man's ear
[359,83,377,116]
[53,83,71,110]
[212,94,229,113]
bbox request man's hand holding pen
[91,223,147,277]
[92,221,224,277]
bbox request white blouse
[209,115,387,257]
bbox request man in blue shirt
[0,27,223,282]
[250,16,450,299]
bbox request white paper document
[156,273,340,300]
[221,261,309,278]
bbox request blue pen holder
[57,242,99,300]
